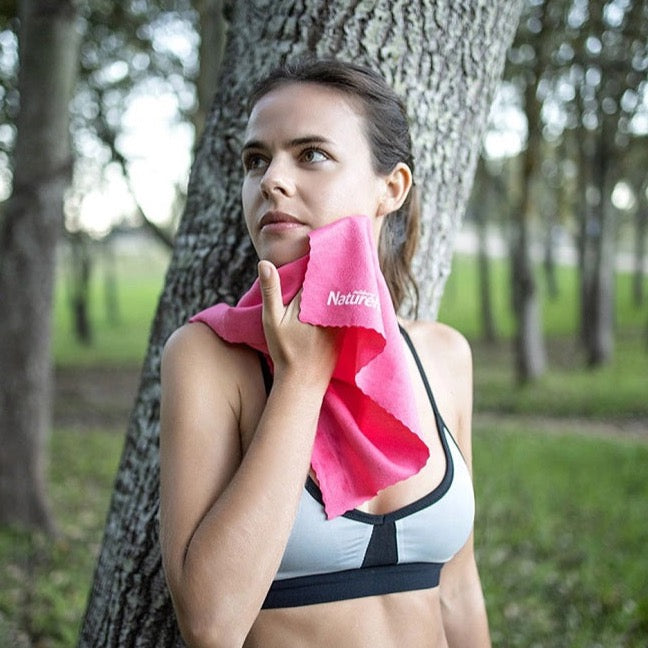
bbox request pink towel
[190,215,429,518]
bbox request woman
[159,59,490,647]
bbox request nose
[260,156,295,200]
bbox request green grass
[439,254,648,420]
[473,422,648,647]
[1,425,647,646]
[470,334,648,418]
[0,427,123,648]
[439,253,648,339]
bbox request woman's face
[241,82,389,267]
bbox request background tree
[79,1,522,645]
[478,0,648,377]
[468,156,505,343]
[506,0,554,382]
[0,0,205,343]
[0,0,81,530]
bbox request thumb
[258,260,283,324]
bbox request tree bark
[510,67,547,383]
[0,0,80,531]
[193,0,228,142]
[79,1,521,645]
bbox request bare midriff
[243,587,448,648]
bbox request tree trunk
[472,158,498,343]
[582,130,616,366]
[69,231,93,344]
[633,194,646,308]
[193,0,228,142]
[0,0,80,532]
[543,223,559,300]
[477,216,497,343]
[576,124,593,346]
[79,1,521,645]
[510,76,547,383]
[102,235,121,326]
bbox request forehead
[244,82,367,143]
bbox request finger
[258,260,283,324]
[286,287,302,317]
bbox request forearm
[173,372,325,646]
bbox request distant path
[54,366,648,443]
[54,365,141,428]
[475,411,648,444]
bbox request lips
[259,211,304,230]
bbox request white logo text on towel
[327,290,379,309]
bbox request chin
[263,241,310,268]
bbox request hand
[258,260,338,387]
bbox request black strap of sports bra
[257,352,273,395]
[397,325,444,424]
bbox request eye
[300,148,329,164]
[242,152,268,172]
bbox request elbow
[164,557,256,647]
[179,620,245,648]
[180,622,242,648]
[176,603,251,648]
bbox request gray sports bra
[259,327,475,608]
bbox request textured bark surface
[0,0,80,531]
[79,1,521,645]
[193,0,227,140]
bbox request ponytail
[378,185,420,317]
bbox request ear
[377,162,413,217]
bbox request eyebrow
[241,135,332,153]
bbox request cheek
[241,181,255,225]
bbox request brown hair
[248,58,420,316]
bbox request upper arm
[159,322,244,591]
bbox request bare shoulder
[162,321,259,387]
[401,318,472,378]
[161,321,266,440]
[163,321,237,370]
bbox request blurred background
[0,0,647,646]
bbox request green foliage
[474,423,648,647]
